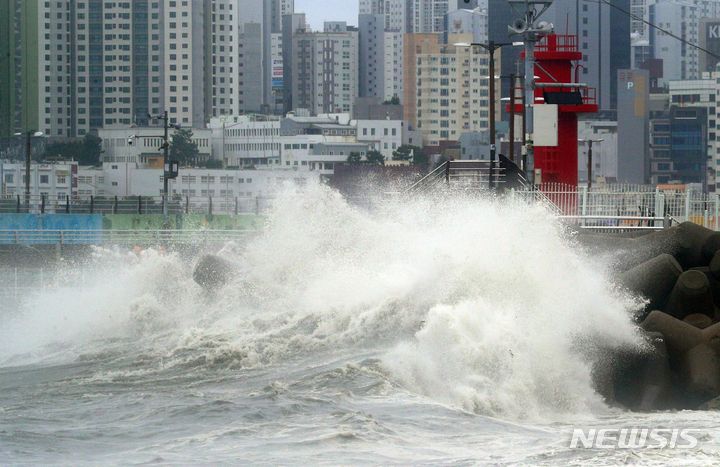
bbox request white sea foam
[0,182,642,419]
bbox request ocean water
[1,184,719,465]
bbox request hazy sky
[294,0,359,30]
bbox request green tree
[169,128,200,166]
[203,158,223,169]
[40,133,102,165]
[383,95,400,105]
[78,133,102,165]
[366,149,385,165]
[392,145,425,164]
[347,152,362,163]
[42,140,79,162]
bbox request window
[40,175,49,184]
[4,174,13,184]
[57,176,66,184]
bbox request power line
[589,0,720,60]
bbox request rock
[698,395,720,410]
[611,332,675,411]
[684,313,714,329]
[703,322,720,341]
[702,232,720,264]
[641,311,703,360]
[664,270,715,320]
[193,254,235,291]
[634,222,715,269]
[680,339,720,402]
[710,251,720,278]
[619,254,682,317]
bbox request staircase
[407,156,527,195]
[405,156,562,214]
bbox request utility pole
[509,73,516,162]
[521,74,527,173]
[14,130,41,212]
[454,41,514,189]
[148,110,176,216]
[579,138,603,189]
[25,130,31,212]
[487,41,500,189]
[162,110,169,200]
[508,0,554,184]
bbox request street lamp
[148,111,180,215]
[508,0,555,182]
[579,138,603,189]
[14,130,43,211]
[455,41,521,189]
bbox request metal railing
[0,229,254,245]
[406,160,507,194]
[513,184,720,230]
[0,194,273,215]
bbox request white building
[0,161,78,200]
[208,115,282,168]
[97,127,213,165]
[102,164,318,201]
[355,120,407,158]
[445,6,488,44]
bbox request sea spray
[0,182,642,419]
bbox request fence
[514,183,720,230]
[5,184,720,231]
[0,194,275,215]
[0,229,253,246]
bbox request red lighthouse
[512,34,598,187]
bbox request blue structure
[0,214,103,244]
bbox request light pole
[579,138,603,189]
[508,0,555,183]
[14,130,43,211]
[148,111,179,215]
[455,41,518,188]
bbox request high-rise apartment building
[411,0,450,33]
[31,0,209,137]
[1,0,39,137]
[358,0,405,104]
[162,0,208,127]
[403,33,442,125]
[210,0,240,117]
[407,33,494,145]
[14,0,298,138]
[359,0,407,32]
[271,0,294,32]
[291,22,359,114]
[359,14,403,102]
[233,0,296,114]
[281,12,307,113]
